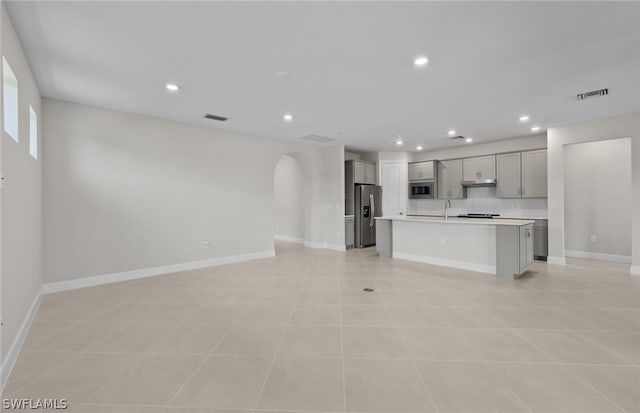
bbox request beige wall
[43,99,345,284]
[564,138,632,260]
[1,3,43,370]
[547,113,640,273]
[274,155,305,241]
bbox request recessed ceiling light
[283,113,293,122]
[448,130,456,136]
[396,139,404,146]
[519,115,530,122]
[530,126,541,132]
[465,138,473,143]
[414,56,429,67]
[165,83,180,92]
[416,145,423,151]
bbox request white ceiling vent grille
[300,134,335,143]
[577,88,608,101]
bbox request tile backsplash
[407,187,547,218]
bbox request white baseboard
[303,240,347,252]
[1,287,43,393]
[42,250,276,294]
[631,266,640,276]
[565,250,632,264]
[274,234,304,244]
[547,256,567,265]
[275,236,346,252]
[1,249,276,393]
[393,252,496,275]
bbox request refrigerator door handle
[369,193,375,227]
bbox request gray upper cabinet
[365,162,377,184]
[354,161,366,183]
[350,160,376,185]
[496,152,522,198]
[496,149,547,198]
[463,155,495,181]
[437,159,464,199]
[521,149,547,198]
[408,161,434,181]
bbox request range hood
[461,179,497,187]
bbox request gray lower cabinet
[496,223,534,278]
[345,216,354,248]
[533,219,548,258]
[519,224,534,272]
[437,159,464,199]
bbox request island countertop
[375,215,534,226]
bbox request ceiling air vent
[204,113,228,122]
[577,88,608,101]
[300,134,335,143]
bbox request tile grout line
[78,284,209,406]
[6,278,192,396]
[502,317,629,412]
[250,260,312,412]
[163,275,264,409]
[373,261,441,413]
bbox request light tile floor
[3,241,639,412]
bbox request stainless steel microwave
[409,181,435,199]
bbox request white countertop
[376,215,535,226]
[406,213,547,221]
[495,215,547,220]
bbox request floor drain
[363,288,375,292]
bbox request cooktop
[457,213,501,219]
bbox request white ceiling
[6,1,640,152]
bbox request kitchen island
[375,215,535,278]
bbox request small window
[3,56,19,142]
[29,105,37,159]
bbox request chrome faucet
[444,200,451,221]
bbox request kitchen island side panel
[391,220,497,274]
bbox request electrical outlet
[590,235,597,243]
[440,238,446,247]
[203,240,210,248]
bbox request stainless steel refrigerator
[355,185,382,248]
